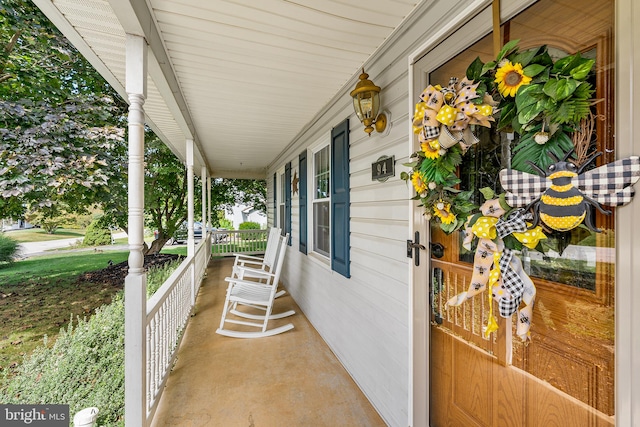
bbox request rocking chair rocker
[216,234,294,338]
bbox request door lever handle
[407,232,427,266]
[408,242,426,250]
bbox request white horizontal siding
[271,1,481,425]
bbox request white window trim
[276,166,285,232]
[308,132,331,262]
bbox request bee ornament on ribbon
[500,150,640,232]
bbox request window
[278,171,285,231]
[312,145,330,257]
[301,119,350,277]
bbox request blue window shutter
[331,118,350,278]
[273,172,277,228]
[299,151,308,254]
[284,161,292,245]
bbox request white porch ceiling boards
[33,0,419,178]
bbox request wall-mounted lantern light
[350,68,389,136]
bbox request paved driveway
[17,232,129,258]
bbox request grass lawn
[161,246,188,256]
[0,240,207,385]
[4,228,85,243]
[0,250,129,381]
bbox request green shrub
[0,258,184,426]
[147,258,183,297]
[238,221,260,230]
[0,233,19,265]
[0,294,125,426]
[82,218,112,246]
[218,218,233,229]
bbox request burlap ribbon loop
[446,203,542,341]
[413,77,497,154]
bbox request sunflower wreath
[403,40,597,234]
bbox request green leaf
[479,187,495,200]
[543,79,559,100]
[496,39,520,62]
[522,64,547,78]
[552,53,582,75]
[516,84,544,110]
[517,101,544,124]
[554,79,578,101]
[531,48,554,68]
[439,221,458,234]
[400,171,409,181]
[569,59,595,80]
[503,234,524,251]
[497,101,517,131]
[510,47,538,68]
[467,57,484,81]
[481,61,497,76]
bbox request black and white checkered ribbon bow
[495,209,528,239]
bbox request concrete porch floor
[151,257,387,427]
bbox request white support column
[186,139,195,258]
[186,139,196,306]
[201,166,207,232]
[207,176,212,232]
[124,34,147,427]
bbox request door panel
[413,0,616,425]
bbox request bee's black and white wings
[499,169,550,207]
[574,156,640,206]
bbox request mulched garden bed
[77,253,184,287]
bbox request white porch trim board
[615,0,640,424]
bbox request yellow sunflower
[411,172,428,194]
[420,139,441,160]
[433,201,456,224]
[494,61,532,97]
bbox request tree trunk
[145,238,168,255]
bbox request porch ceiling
[33,0,420,178]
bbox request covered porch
[150,256,385,427]
[27,0,640,426]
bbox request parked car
[168,221,227,245]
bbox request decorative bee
[500,151,640,232]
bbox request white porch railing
[211,229,269,257]
[144,233,211,424]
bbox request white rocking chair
[231,227,280,271]
[216,234,294,338]
[231,227,286,298]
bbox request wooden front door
[412,0,616,425]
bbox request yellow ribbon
[470,215,547,250]
[471,216,499,239]
[513,226,547,249]
[484,253,502,338]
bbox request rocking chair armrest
[233,265,274,277]
[224,276,274,289]
[235,259,264,267]
[232,253,264,262]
